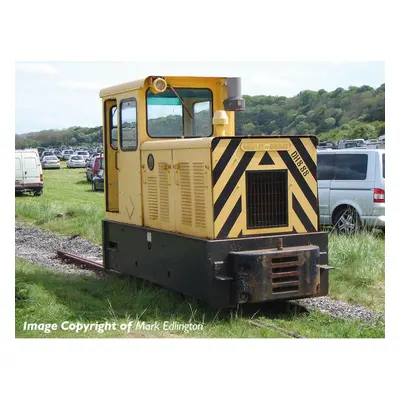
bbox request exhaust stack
[224,77,245,111]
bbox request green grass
[15,258,384,338]
[15,163,385,337]
[15,162,104,243]
[327,230,385,312]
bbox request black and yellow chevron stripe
[211,136,319,239]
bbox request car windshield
[45,156,58,160]
[72,156,83,160]
[77,152,88,155]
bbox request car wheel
[92,181,97,192]
[34,189,43,196]
[334,207,360,235]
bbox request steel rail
[57,250,104,272]
[248,319,306,338]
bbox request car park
[317,148,385,234]
[41,155,61,169]
[15,149,43,196]
[86,155,103,181]
[67,155,86,168]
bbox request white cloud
[16,62,59,75]
[56,80,100,91]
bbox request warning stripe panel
[217,196,242,239]
[292,194,316,232]
[213,139,241,185]
[212,137,319,239]
[213,150,255,221]
[289,137,317,180]
[277,150,318,215]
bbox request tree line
[15,83,384,149]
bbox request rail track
[57,250,104,273]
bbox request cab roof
[99,76,226,98]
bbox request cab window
[147,88,212,138]
[110,105,118,149]
[120,99,137,151]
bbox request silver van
[317,149,385,233]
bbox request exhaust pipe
[224,77,245,111]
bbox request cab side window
[110,105,118,149]
[120,99,137,151]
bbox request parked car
[37,147,46,157]
[61,149,75,160]
[42,155,61,169]
[53,150,63,159]
[338,140,357,149]
[92,168,104,192]
[15,149,43,196]
[86,155,103,181]
[41,151,55,160]
[85,152,98,167]
[317,149,385,234]
[354,138,366,147]
[75,151,90,161]
[67,155,86,168]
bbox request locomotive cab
[100,76,330,308]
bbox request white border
[3,0,396,398]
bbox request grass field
[15,162,385,338]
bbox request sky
[15,61,385,134]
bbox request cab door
[117,96,142,225]
[104,99,119,212]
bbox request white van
[15,149,43,196]
[317,149,385,233]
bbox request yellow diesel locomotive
[99,76,330,308]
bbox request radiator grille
[180,162,192,226]
[147,176,158,220]
[193,162,206,228]
[158,163,170,222]
[246,170,288,229]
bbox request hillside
[15,83,385,149]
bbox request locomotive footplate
[229,245,321,304]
